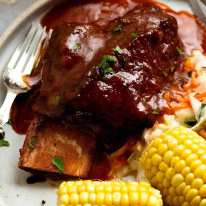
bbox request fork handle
[0,91,17,138]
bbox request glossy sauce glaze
[42,0,206,55]
[10,0,206,180]
[11,0,206,134]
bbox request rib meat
[33,2,184,127]
[19,118,97,178]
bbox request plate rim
[0,0,52,49]
[0,0,192,50]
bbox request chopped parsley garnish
[0,139,9,147]
[131,32,138,40]
[113,46,125,68]
[176,47,184,55]
[113,46,122,55]
[73,43,81,50]
[152,108,161,115]
[28,137,37,151]
[101,67,113,76]
[52,156,64,172]
[184,119,197,127]
[98,55,116,77]
[112,24,123,34]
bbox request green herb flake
[176,47,184,55]
[28,137,37,151]
[112,24,123,34]
[113,46,122,55]
[131,32,138,40]
[52,156,64,172]
[152,108,161,115]
[98,55,116,77]
[102,55,116,64]
[0,139,9,147]
[73,43,81,50]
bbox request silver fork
[0,23,49,139]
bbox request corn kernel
[195,165,206,177]
[120,193,129,206]
[57,181,162,206]
[158,143,168,154]
[96,192,105,205]
[200,185,206,197]
[152,154,162,166]
[148,195,159,206]
[200,199,206,206]
[170,156,180,168]
[60,195,69,204]
[165,168,175,179]
[176,183,186,195]
[129,192,139,204]
[79,192,88,204]
[104,193,112,205]
[192,178,203,189]
[171,174,184,187]
[70,194,79,205]
[88,193,96,204]
[141,127,206,206]
[185,173,195,185]
[185,188,198,201]
[139,191,148,205]
[174,160,185,173]
[182,166,190,176]
[163,151,174,164]
[191,196,201,206]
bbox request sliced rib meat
[19,118,97,178]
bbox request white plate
[0,1,192,205]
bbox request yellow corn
[57,180,163,206]
[141,126,206,206]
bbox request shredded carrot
[183,81,192,90]
[170,102,190,112]
[192,71,198,78]
[183,58,194,72]
[176,96,190,103]
[195,92,206,100]
[191,79,199,88]
[164,91,171,102]
[163,58,204,113]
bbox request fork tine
[7,24,37,70]
[13,24,40,74]
[23,26,46,75]
[31,28,53,71]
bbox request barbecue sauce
[9,0,206,180]
[11,0,206,136]
[42,0,206,55]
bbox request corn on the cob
[57,180,163,206]
[141,126,206,206]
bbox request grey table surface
[0,0,35,34]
